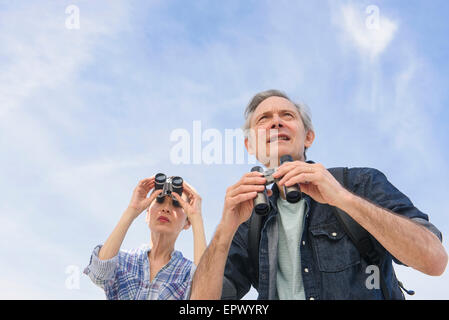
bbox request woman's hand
[128,177,162,219]
[172,181,203,224]
[172,181,207,266]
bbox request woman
[84,175,207,300]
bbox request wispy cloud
[337,4,398,61]
[0,1,447,300]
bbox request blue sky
[0,0,448,299]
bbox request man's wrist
[216,221,238,244]
[333,188,357,214]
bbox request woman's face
[146,193,190,236]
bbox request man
[190,89,447,300]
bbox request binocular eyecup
[154,173,183,207]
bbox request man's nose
[270,114,283,129]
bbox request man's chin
[256,145,299,167]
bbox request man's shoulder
[327,166,384,175]
[327,166,388,184]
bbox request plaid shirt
[84,244,195,300]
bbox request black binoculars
[251,155,302,216]
[154,173,183,207]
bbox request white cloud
[0,1,447,300]
[337,4,398,60]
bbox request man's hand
[190,172,267,300]
[221,171,268,232]
[273,161,348,207]
[128,177,162,218]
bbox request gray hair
[242,89,314,158]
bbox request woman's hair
[242,89,314,159]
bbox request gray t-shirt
[276,197,307,300]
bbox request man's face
[146,193,190,236]
[245,96,315,166]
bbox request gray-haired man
[191,89,447,300]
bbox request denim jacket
[221,166,443,300]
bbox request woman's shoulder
[116,244,150,266]
[172,250,193,265]
[171,250,195,272]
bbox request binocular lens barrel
[155,173,167,190]
[171,176,183,191]
[254,197,270,215]
[251,166,270,216]
[155,173,167,203]
[171,176,183,186]
[285,188,301,203]
[280,155,302,203]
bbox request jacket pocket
[310,222,361,272]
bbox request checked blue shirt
[84,244,196,300]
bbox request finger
[181,182,202,206]
[143,189,163,209]
[138,178,155,192]
[140,176,155,185]
[229,191,258,205]
[278,166,311,186]
[273,161,312,178]
[139,182,155,195]
[241,171,265,182]
[246,171,265,177]
[228,184,266,198]
[172,192,189,208]
[284,172,318,186]
[277,166,300,186]
[181,182,196,199]
[147,189,163,202]
[182,181,197,194]
[272,162,295,178]
[239,176,267,187]
[226,172,265,194]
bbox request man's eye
[257,115,267,122]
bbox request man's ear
[245,137,255,155]
[304,130,315,149]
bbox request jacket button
[309,297,315,300]
[304,268,309,273]
[331,232,337,237]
